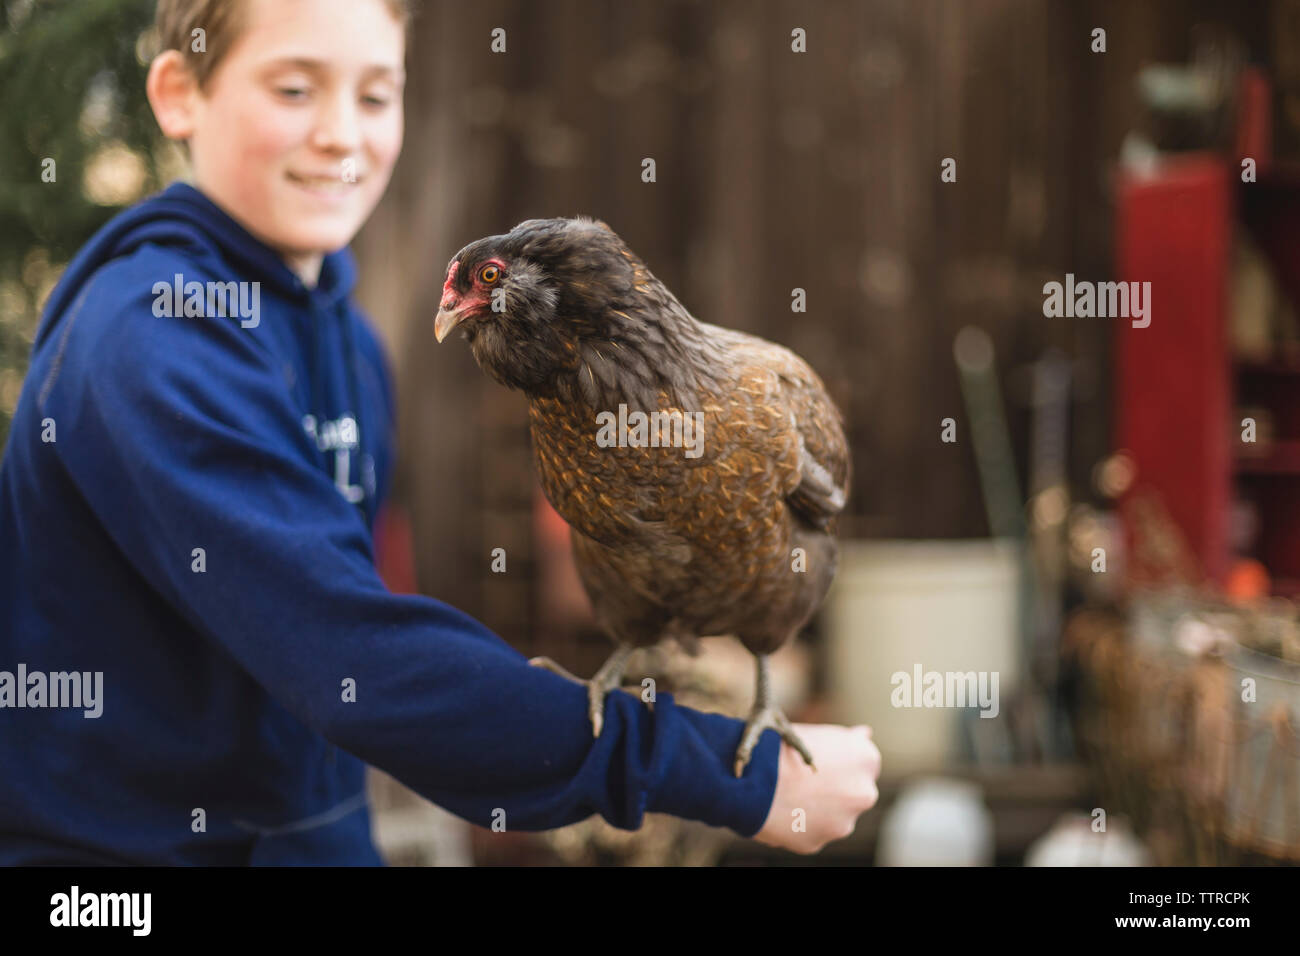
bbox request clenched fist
[752,724,881,855]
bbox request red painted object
[1116,140,1300,595]
[1235,67,1272,174]
[1115,155,1233,588]
[373,502,418,594]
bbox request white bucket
[825,539,1023,774]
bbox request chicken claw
[734,707,816,777]
[528,656,583,683]
[529,643,635,738]
[735,653,816,776]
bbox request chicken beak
[434,305,466,344]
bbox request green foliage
[0,0,166,444]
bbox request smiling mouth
[286,171,363,193]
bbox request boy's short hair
[155,0,413,91]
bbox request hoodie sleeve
[38,254,781,839]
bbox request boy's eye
[277,87,310,100]
[362,95,391,108]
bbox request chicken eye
[480,264,501,284]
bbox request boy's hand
[751,724,881,855]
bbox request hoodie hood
[36,181,356,350]
[31,180,375,527]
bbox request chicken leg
[734,653,817,777]
[530,642,636,738]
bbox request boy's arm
[39,258,780,837]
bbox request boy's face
[185,0,405,262]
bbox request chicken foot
[530,642,636,738]
[734,653,817,777]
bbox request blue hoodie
[0,182,780,865]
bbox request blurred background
[3,0,1299,866]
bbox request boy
[0,0,879,864]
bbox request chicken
[434,217,851,776]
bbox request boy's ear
[146,51,200,143]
